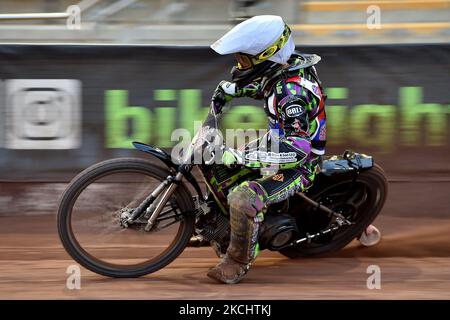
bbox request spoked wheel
[280,164,388,258]
[57,158,195,277]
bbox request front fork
[125,171,184,231]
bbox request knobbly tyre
[57,101,388,278]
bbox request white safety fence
[0,5,81,30]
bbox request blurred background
[0,0,448,208]
[0,0,449,299]
[0,0,449,44]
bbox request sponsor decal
[245,151,297,163]
[285,104,304,117]
[272,173,284,182]
[5,79,81,149]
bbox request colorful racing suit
[224,58,327,265]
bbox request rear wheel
[57,158,195,277]
[280,164,388,258]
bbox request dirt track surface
[1,212,450,299]
[1,178,449,299]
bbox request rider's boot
[206,212,260,284]
[207,254,252,284]
[207,183,264,284]
[357,224,381,246]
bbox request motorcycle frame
[128,141,373,233]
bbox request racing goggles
[234,24,291,70]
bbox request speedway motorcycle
[57,103,388,278]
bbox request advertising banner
[0,44,448,181]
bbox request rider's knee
[227,181,266,217]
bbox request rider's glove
[211,80,238,114]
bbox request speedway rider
[206,15,380,284]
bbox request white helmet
[211,15,295,85]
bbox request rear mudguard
[132,141,203,198]
[320,150,373,177]
[303,150,374,199]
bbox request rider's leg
[207,181,266,284]
[207,166,318,284]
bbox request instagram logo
[5,79,81,149]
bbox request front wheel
[57,158,195,278]
[280,164,388,258]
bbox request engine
[197,212,230,245]
[259,213,298,250]
[194,202,230,255]
[193,196,298,254]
